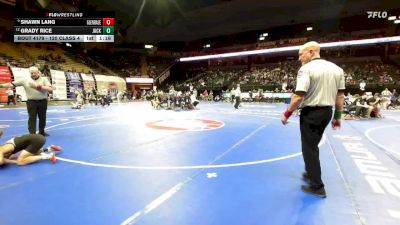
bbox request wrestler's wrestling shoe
[43,145,62,152]
[40,152,57,164]
[49,153,57,164]
[49,145,62,152]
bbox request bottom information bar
[14,35,114,43]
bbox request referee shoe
[301,185,326,198]
[39,132,50,137]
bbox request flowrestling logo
[366,11,388,18]
[146,118,224,131]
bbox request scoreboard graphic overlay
[14,12,115,43]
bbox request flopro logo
[366,11,388,18]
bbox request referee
[281,41,345,198]
[0,66,53,136]
[234,84,241,109]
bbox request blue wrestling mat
[0,102,399,225]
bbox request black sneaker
[39,132,50,137]
[301,185,326,198]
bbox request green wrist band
[334,110,342,119]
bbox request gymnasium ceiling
[12,0,400,43]
[89,0,400,43]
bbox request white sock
[40,152,50,160]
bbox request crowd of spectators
[0,55,35,68]
[0,24,399,87]
[181,28,395,57]
[86,49,141,76]
[170,58,400,92]
[169,68,245,90]
[340,60,400,86]
[237,61,298,87]
[38,53,65,63]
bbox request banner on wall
[10,67,30,101]
[94,75,127,96]
[65,72,83,99]
[94,75,126,95]
[94,75,108,95]
[0,66,12,103]
[50,69,67,100]
[80,73,95,91]
[109,82,117,89]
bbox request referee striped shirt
[12,76,50,100]
[295,58,345,107]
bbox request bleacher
[0,42,95,74]
[0,42,27,66]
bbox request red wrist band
[284,109,293,118]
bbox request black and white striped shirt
[296,58,345,107]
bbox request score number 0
[102,18,114,26]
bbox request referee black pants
[26,99,48,134]
[300,106,332,188]
[7,95,15,105]
[234,96,240,109]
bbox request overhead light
[262,33,268,37]
[395,20,400,24]
[259,37,265,41]
[145,44,153,49]
[179,36,400,62]
[204,44,211,48]
[306,27,313,31]
[388,16,397,21]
